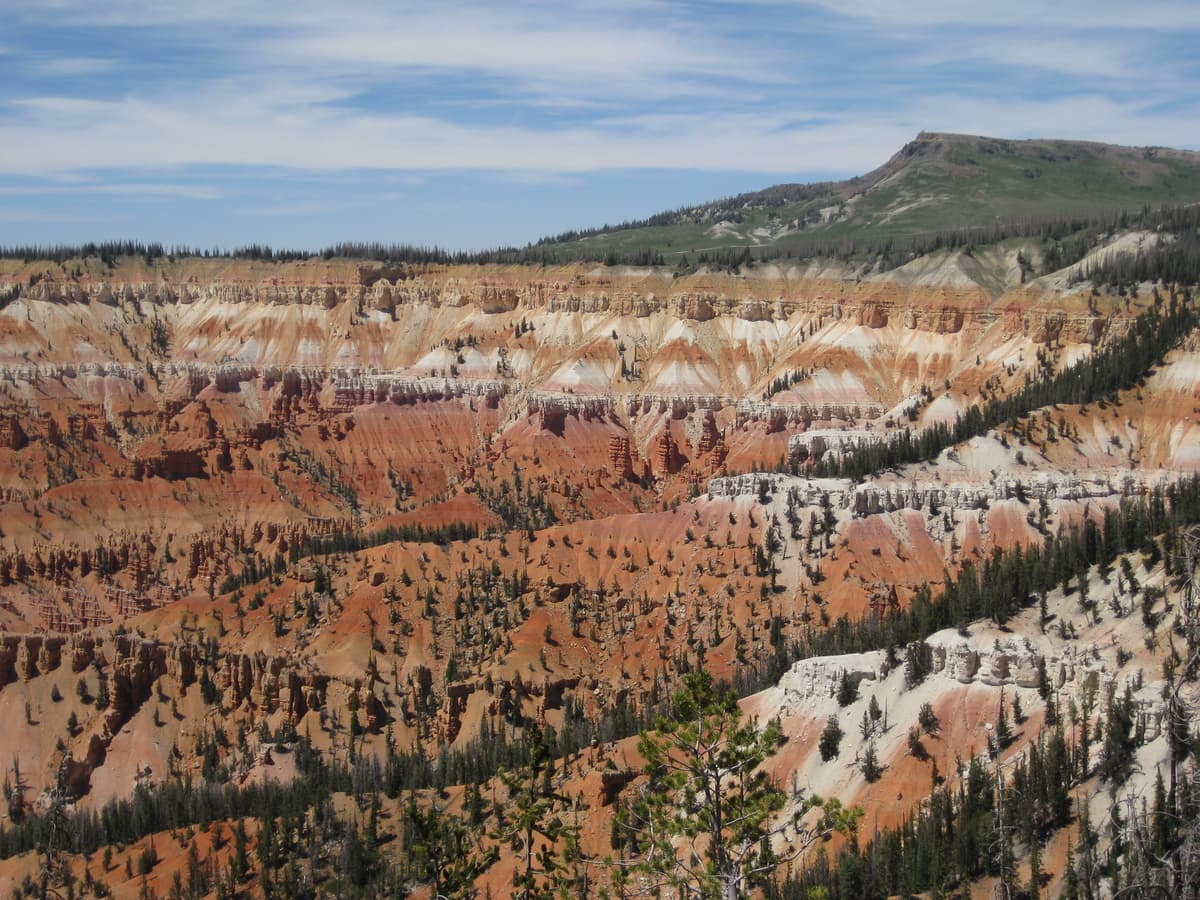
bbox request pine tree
[996,688,1012,749]
[405,793,491,897]
[1098,685,1137,784]
[836,670,858,706]
[231,819,249,883]
[493,725,579,899]
[907,726,927,760]
[1027,831,1042,899]
[860,741,883,783]
[819,717,843,762]
[918,701,940,735]
[630,670,859,898]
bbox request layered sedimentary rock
[1,261,1107,349]
[706,469,1167,511]
[0,255,1192,865]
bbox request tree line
[812,291,1196,481]
[296,520,481,559]
[6,203,1200,274]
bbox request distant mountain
[6,133,1199,273]
[537,132,1200,263]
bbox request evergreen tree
[996,688,1012,750]
[836,671,858,707]
[918,701,940,736]
[493,726,579,899]
[231,819,249,883]
[1098,686,1137,784]
[860,741,883,783]
[404,794,491,898]
[819,717,843,762]
[630,671,858,898]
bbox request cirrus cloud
[0,0,1196,248]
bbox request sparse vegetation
[819,716,844,761]
[1,133,1200,898]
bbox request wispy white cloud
[912,94,1200,147]
[0,88,908,175]
[2,82,1196,180]
[9,1,765,103]
[264,10,730,81]
[910,35,1144,81]
[25,56,116,77]
[787,0,1200,31]
[1,0,1198,247]
[0,208,117,223]
[4,0,286,29]
[0,181,222,199]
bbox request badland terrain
[0,133,1198,897]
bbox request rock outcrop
[707,469,1169,513]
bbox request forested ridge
[2,202,1199,277]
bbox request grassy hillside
[5,133,1198,275]
[540,132,1200,262]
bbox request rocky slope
[0,252,1195,896]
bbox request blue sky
[1,0,1198,251]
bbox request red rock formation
[695,411,726,462]
[0,415,27,450]
[607,435,635,480]
[139,447,207,480]
[651,428,683,476]
[0,254,1190,891]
